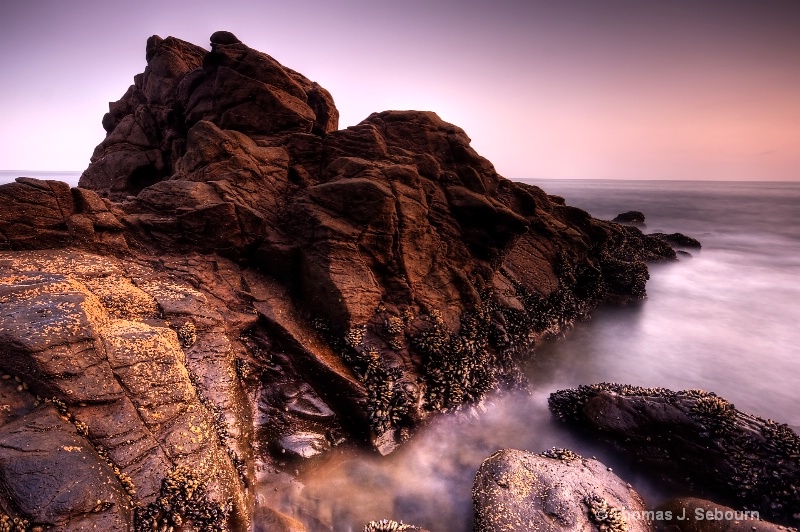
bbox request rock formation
[472,448,652,532]
[613,211,647,227]
[0,31,690,531]
[549,384,800,526]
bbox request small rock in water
[279,432,330,459]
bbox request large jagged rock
[549,384,800,526]
[0,31,694,530]
[473,448,652,532]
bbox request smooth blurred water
[260,179,800,531]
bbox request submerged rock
[278,431,330,459]
[0,31,696,530]
[549,384,800,526]
[472,448,652,532]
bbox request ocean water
[0,170,81,187]
[260,179,800,531]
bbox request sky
[1,0,799,181]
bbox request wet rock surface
[549,384,800,526]
[0,31,694,530]
[654,497,786,531]
[472,448,652,532]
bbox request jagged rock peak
[80,31,339,197]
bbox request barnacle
[364,519,412,532]
[0,514,30,532]
[134,465,231,532]
[690,395,736,433]
[177,321,197,348]
[385,315,405,350]
[540,447,581,463]
[345,326,366,348]
[585,495,628,532]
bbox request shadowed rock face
[549,384,800,526]
[0,32,687,531]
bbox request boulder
[549,384,800,525]
[613,211,647,227]
[473,448,652,532]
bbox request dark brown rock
[0,405,133,530]
[654,232,702,249]
[655,497,784,531]
[613,210,647,227]
[549,384,800,526]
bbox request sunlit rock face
[0,31,684,530]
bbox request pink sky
[1,0,798,180]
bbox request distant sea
[259,179,800,532]
[0,170,81,187]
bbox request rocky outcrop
[613,211,646,227]
[549,384,800,526]
[472,448,652,532]
[653,233,702,249]
[0,31,694,530]
[0,178,126,252]
[71,31,686,455]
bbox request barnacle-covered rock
[549,384,800,525]
[472,448,650,532]
[135,465,232,532]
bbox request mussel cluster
[134,465,231,532]
[689,395,737,433]
[540,447,582,463]
[413,307,495,412]
[363,519,413,532]
[177,321,197,348]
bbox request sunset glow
[1,0,798,180]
